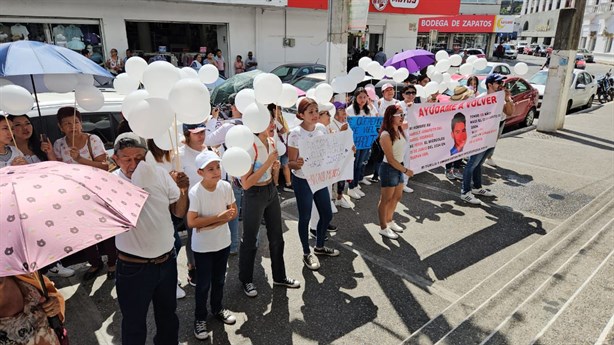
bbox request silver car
[528,69,598,113]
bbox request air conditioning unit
[283,38,295,47]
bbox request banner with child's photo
[406,91,505,174]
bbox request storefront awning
[418,15,515,33]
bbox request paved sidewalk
[56,103,614,344]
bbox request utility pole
[537,0,586,133]
[326,0,349,82]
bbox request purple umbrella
[384,49,435,73]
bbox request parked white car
[528,69,598,113]
[503,44,518,59]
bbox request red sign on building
[418,15,503,33]
[287,0,460,15]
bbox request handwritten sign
[347,116,384,150]
[407,91,504,174]
[299,131,355,192]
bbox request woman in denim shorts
[377,104,414,239]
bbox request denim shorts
[279,153,289,165]
[379,162,404,187]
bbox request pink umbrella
[0,161,148,277]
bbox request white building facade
[517,0,576,47]
[580,0,614,64]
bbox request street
[54,100,614,344]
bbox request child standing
[187,151,238,340]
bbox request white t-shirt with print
[287,123,328,179]
[189,180,235,253]
[113,164,180,258]
[378,98,400,116]
[53,135,106,164]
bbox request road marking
[594,312,614,345]
[439,218,614,345]
[400,187,614,344]
[528,247,614,344]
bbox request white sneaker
[357,184,362,190]
[348,188,362,199]
[356,188,366,197]
[331,202,338,214]
[335,197,352,209]
[379,227,399,239]
[485,158,498,167]
[388,221,404,233]
[472,188,496,197]
[461,192,481,204]
[360,178,372,185]
[176,285,186,299]
[403,186,414,193]
[48,263,75,278]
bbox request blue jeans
[349,149,371,189]
[194,246,230,321]
[292,175,332,254]
[228,183,243,253]
[461,148,493,194]
[116,250,179,345]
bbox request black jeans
[194,246,230,321]
[116,250,179,345]
[239,182,286,283]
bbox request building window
[606,36,613,53]
[523,22,529,31]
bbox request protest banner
[299,131,355,192]
[406,91,505,174]
[347,116,384,150]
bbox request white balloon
[179,103,211,125]
[254,73,282,104]
[129,98,174,139]
[0,85,34,114]
[113,73,140,95]
[480,79,487,90]
[235,89,256,113]
[449,54,463,67]
[253,73,267,89]
[142,61,181,99]
[438,82,449,93]
[314,83,334,104]
[435,59,451,73]
[198,64,219,84]
[424,81,439,96]
[514,62,529,75]
[0,78,13,87]
[222,147,252,177]
[448,80,460,91]
[180,67,199,79]
[442,73,452,83]
[415,85,427,99]
[243,103,270,133]
[370,65,386,80]
[431,71,443,84]
[459,63,474,76]
[366,61,381,75]
[473,58,488,70]
[43,74,78,93]
[392,70,405,83]
[225,125,255,150]
[435,50,449,62]
[275,138,286,156]
[121,90,150,120]
[384,66,396,78]
[426,65,436,78]
[125,57,148,82]
[306,88,316,99]
[169,78,211,123]
[153,128,180,151]
[76,74,94,87]
[278,84,298,107]
[466,55,478,65]
[358,57,372,69]
[75,85,104,111]
[348,67,366,84]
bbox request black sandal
[83,266,102,281]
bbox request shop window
[606,37,613,53]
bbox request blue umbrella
[383,49,435,73]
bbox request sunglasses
[393,113,405,117]
[404,91,416,95]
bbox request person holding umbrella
[112,133,189,345]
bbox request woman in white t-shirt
[187,151,238,338]
[0,118,26,169]
[8,114,56,164]
[238,111,300,298]
[52,107,114,280]
[377,104,414,240]
[287,98,340,271]
[345,87,379,200]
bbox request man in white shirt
[112,133,189,345]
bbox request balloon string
[4,116,21,155]
[72,96,77,146]
[173,114,184,196]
